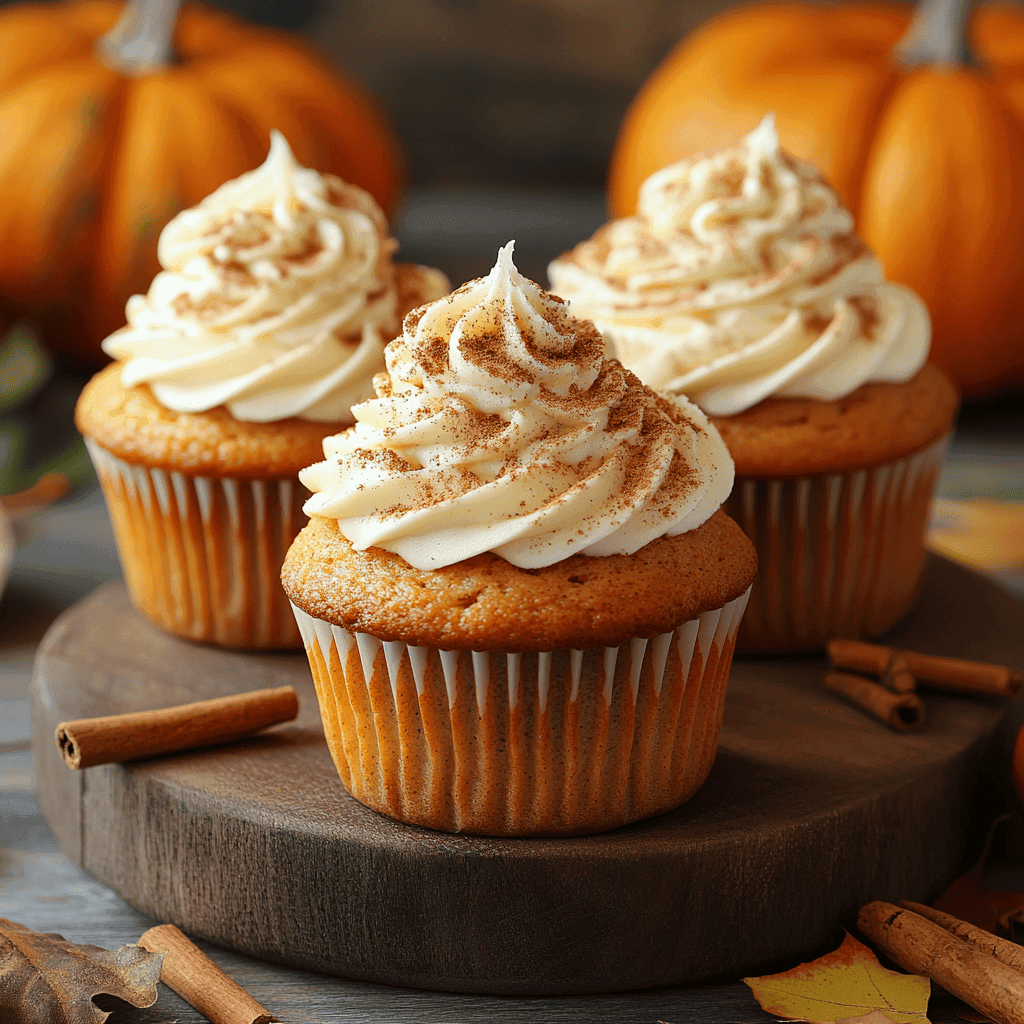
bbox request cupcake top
[548,116,930,417]
[300,243,734,571]
[103,131,447,424]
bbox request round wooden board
[31,556,1024,996]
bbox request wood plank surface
[30,555,1024,997]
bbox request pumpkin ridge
[0,0,403,365]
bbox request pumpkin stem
[98,0,184,76]
[894,0,978,69]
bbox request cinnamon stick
[56,686,298,769]
[901,650,1022,699]
[858,901,1024,1024]
[828,640,917,693]
[884,655,917,695]
[138,924,276,1024]
[822,671,925,730]
[828,640,1021,698]
[900,901,1024,973]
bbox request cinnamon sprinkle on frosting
[548,115,930,416]
[300,242,734,570]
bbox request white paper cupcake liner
[291,587,750,836]
[86,440,306,649]
[725,434,949,652]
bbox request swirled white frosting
[548,116,930,417]
[103,131,448,423]
[300,243,733,570]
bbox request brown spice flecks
[224,213,272,252]
[325,182,346,207]
[849,295,881,341]
[719,160,746,199]
[460,408,507,449]
[403,304,428,335]
[376,466,479,518]
[349,448,413,474]
[222,262,256,286]
[810,234,868,286]
[606,383,646,435]
[395,264,430,313]
[325,180,364,211]
[805,312,834,337]
[416,335,449,377]
[649,448,700,518]
[456,319,532,384]
[171,292,244,320]
[655,393,706,439]
[281,227,325,272]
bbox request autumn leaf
[932,815,1024,935]
[744,933,931,1024]
[0,916,163,1024]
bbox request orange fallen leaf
[744,933,931,1024]
[932,815,1024,935]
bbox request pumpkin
[608,0,1024,398]
[0,0,404,367]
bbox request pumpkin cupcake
[549,116,958,652]
[282,243,756,836]
[76,132,448,649]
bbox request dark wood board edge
[28,565,1024,996]
[66,724,989,995]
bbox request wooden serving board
[31,556,1024,996]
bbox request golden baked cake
[549,117,957,652]
[75,132,448,649]
[282,243,757,836]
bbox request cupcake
[75,132,448,649]
[549,116,958,652]
[282,242,756,836]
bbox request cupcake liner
[291,587,750,836]
[726,434,949,653]
[86,440,305,649]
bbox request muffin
[282,242,757,836]
[549,116,958,652]
[75,132,448,649]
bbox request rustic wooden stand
[30,556,1023,996]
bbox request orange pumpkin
[0,0,404,367]
[608,0,1024,398]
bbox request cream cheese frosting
[548,116,930,417]
[300,242,734,570]
[103,131,448,423]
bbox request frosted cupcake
[76,132,448,648]
[282,243,757,836]
[549,117,957,652]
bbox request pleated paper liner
[726,434,949,653]
[291,587,750,836]
[86,441,306,649]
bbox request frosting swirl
[300,243,733,570]
[104,131,447,423]
[548,116,930,417]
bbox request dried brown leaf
[0,916,163,1024]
